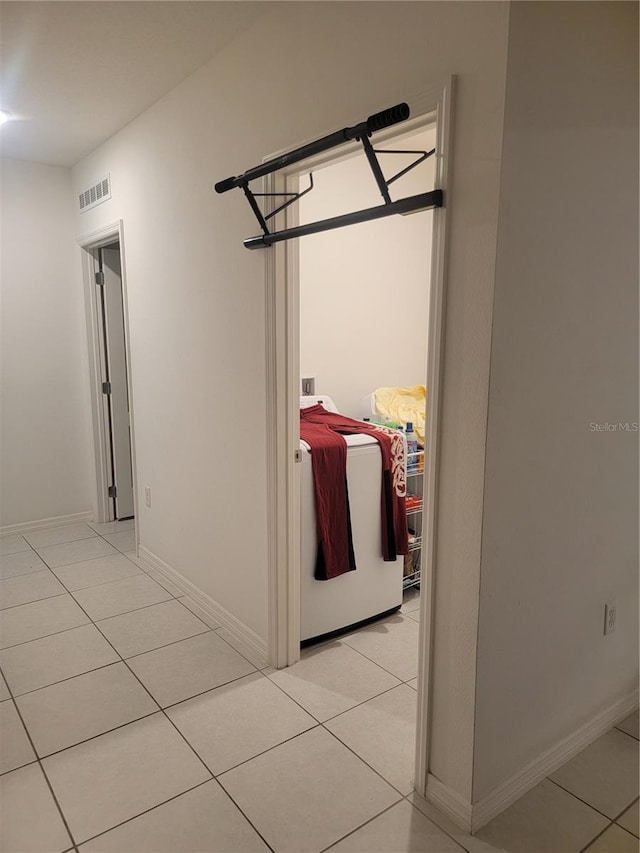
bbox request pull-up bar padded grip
[214,176,238,194]
[366,103,410,133]
[215,102,412,195]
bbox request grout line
[1,526,130,580]
[610,797,640,825]
[320,725,409,800]
[5,579,415,812]
[0,756,38,779]
[10,602,220,849]
[49,568,145,593]
[337,634,415,683]
[25,534,100,550]
[614,725,640,743]
[260,669,329,725]
[40,573,220,785]
[26,709,161,764]
[95,594,205,627]
[0,565,51,582]
[546,776,626,823]
[401,792,469,852]
[74,773,280,853]
[78,592,177,624]
[159,670,261,713]
[213,783,277,853]
[213,626,269,669]
[0,668,79,851]
[317,802,404,852]
[578,819,615,853]
[62,634,279,853]
[4,660,119,700]
[7,558,629,853]
[317,796,467,853]
[177,597,223,627]
[34,546,120,571]
[204,669,411,804]
[150,664,406,823]
[145,574,182,599]
[613,823,640,842]
[319,679,412,725]
[0,618,93,653]
[72,778,214,850]
[119,627,213,662]
[211,722,320,780]
[0,590,69,613]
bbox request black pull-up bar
[214,102,444,249]
[214,103,410,195]
[244,191,443,249]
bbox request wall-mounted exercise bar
[214,102,443,250]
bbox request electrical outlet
[301,376,316,396]
[144,486,152,509]
[604,599,617,635]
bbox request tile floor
[0,522,638,853]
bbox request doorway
[80,223,137,527]
[95,243,134,520]
[296,125,434,643]
[264,80,453,795]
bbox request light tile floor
[0,523,638,853]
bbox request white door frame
[264,78,454,796]
[79,221,139,538]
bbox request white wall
[474,1,639,802]
[298,129,435,419]
[0,158,94,528]
[71,1,511,801]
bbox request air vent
[79,175,111,212]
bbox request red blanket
[300,404,408,580]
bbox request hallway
[0,521,638,852]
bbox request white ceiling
[0,1,269,167]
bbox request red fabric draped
[300,404,408,580]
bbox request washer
[299,396,403,642]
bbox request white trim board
[1,511,93,537]
[425,774,473,832]
[138,546,268,668]
[78,219,139,533]
[470,688,640,832]
[425,687,639,833]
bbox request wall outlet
[144,486,152,508]
[301,376,316,396]
[604,599,617,635]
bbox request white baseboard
[424,688,639,835]
[1,511,94,537]
[138,545,268,668]
[425,774,473,832]
[471,688,640,832]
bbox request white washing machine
[300,396,403,642]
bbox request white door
[98,245,134,519]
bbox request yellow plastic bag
[374,385,426,445]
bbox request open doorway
[94,243,134,520]
[80,224,137,527]
[264,81,453,796]
[296,124,435,644]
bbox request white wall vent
[79,175,111,213]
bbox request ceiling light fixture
[0,109,12,125]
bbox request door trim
[79,221,139,538]
[265,78,454,796]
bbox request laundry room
[296,125,437,644]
